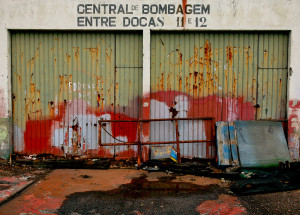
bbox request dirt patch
[0,160,50,181]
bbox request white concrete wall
[1,0,300,159]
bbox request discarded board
[216,122,232,166]
[235,121,291,168]
[228,122,240,166]
[150,146,178,163]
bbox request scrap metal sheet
[235,121,291,168]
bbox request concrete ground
[0,169,299,215]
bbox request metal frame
[98,117,215,166]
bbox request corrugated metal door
[12,31,142,157]
[150,32,289,159]
[257,33,289,119]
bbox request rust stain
[160,73,164,90]
[182,0,187,27]
[194,71,198,97]
[226,46,233,63]
[204,40,213,95]
[156,77,160,91]
[12,93,16,116]
[49,101,55,117]
[179,77,182,91]
[16,74,22,87]
[169,106,178,118]
[193,84,198,97]
[272,57,276,67]
[86,47,99,62]
[115,83,119,94]
[185,76,189,92]
[204,40,212,65]
[73,47,80,61]
[106,48,111,61]
[264,49,268,66]
[245,47,249,67]
[97,94,101,108]
[71,118,81,154]
[279,78,282,89]
[66,54,71,63]
[179,52,183,65]
[101,98,104,110]
[233,78,237,96]
[27,47,40,65]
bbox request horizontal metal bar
[115,66,143,69]
[98,117,214,123]
[99,140,215,146]
[256,119,288,122]
[258,67,288,70]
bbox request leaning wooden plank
[228,122,240,166]
[216,121,232,166]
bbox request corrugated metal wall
[12,31,143,157]
[257,33,289,119]
[12,31,289,159]
[150,32,289,158]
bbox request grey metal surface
[235,121,291,168]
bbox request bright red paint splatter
[22,91,256,159]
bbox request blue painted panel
[216,121,232,166]
[228,123,240,166]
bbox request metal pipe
[174,119,181,163]
[99,140,215,146]
[98,117,214,123]
[137,121,141,167]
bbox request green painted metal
[151,32,288,120]
[150,32,289,158]
[257,33,289,119]
[11,31,142,157]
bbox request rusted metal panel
[150,32,288,159]
[12,31,142,157]
[235,121,291,168]
[257,33,289,120]
[114,33,143,158]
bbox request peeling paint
[0,118,11,159]
[288,99,300,160]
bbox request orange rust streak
[179,78,182,91]
[160,73,164,90]
[182,0,187,27]
[264,50,268,66]
[204,40,213,95]
[66,54,71,63]
[185,77,189,92]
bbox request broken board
[228,122,240,166]
[235,121,291,168]
[216,122,232,166]
[150,146,178,162]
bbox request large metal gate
[12,31,289,160]
[150,32,289,159]
[12,31,143,157]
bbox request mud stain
[57,174,222,215]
